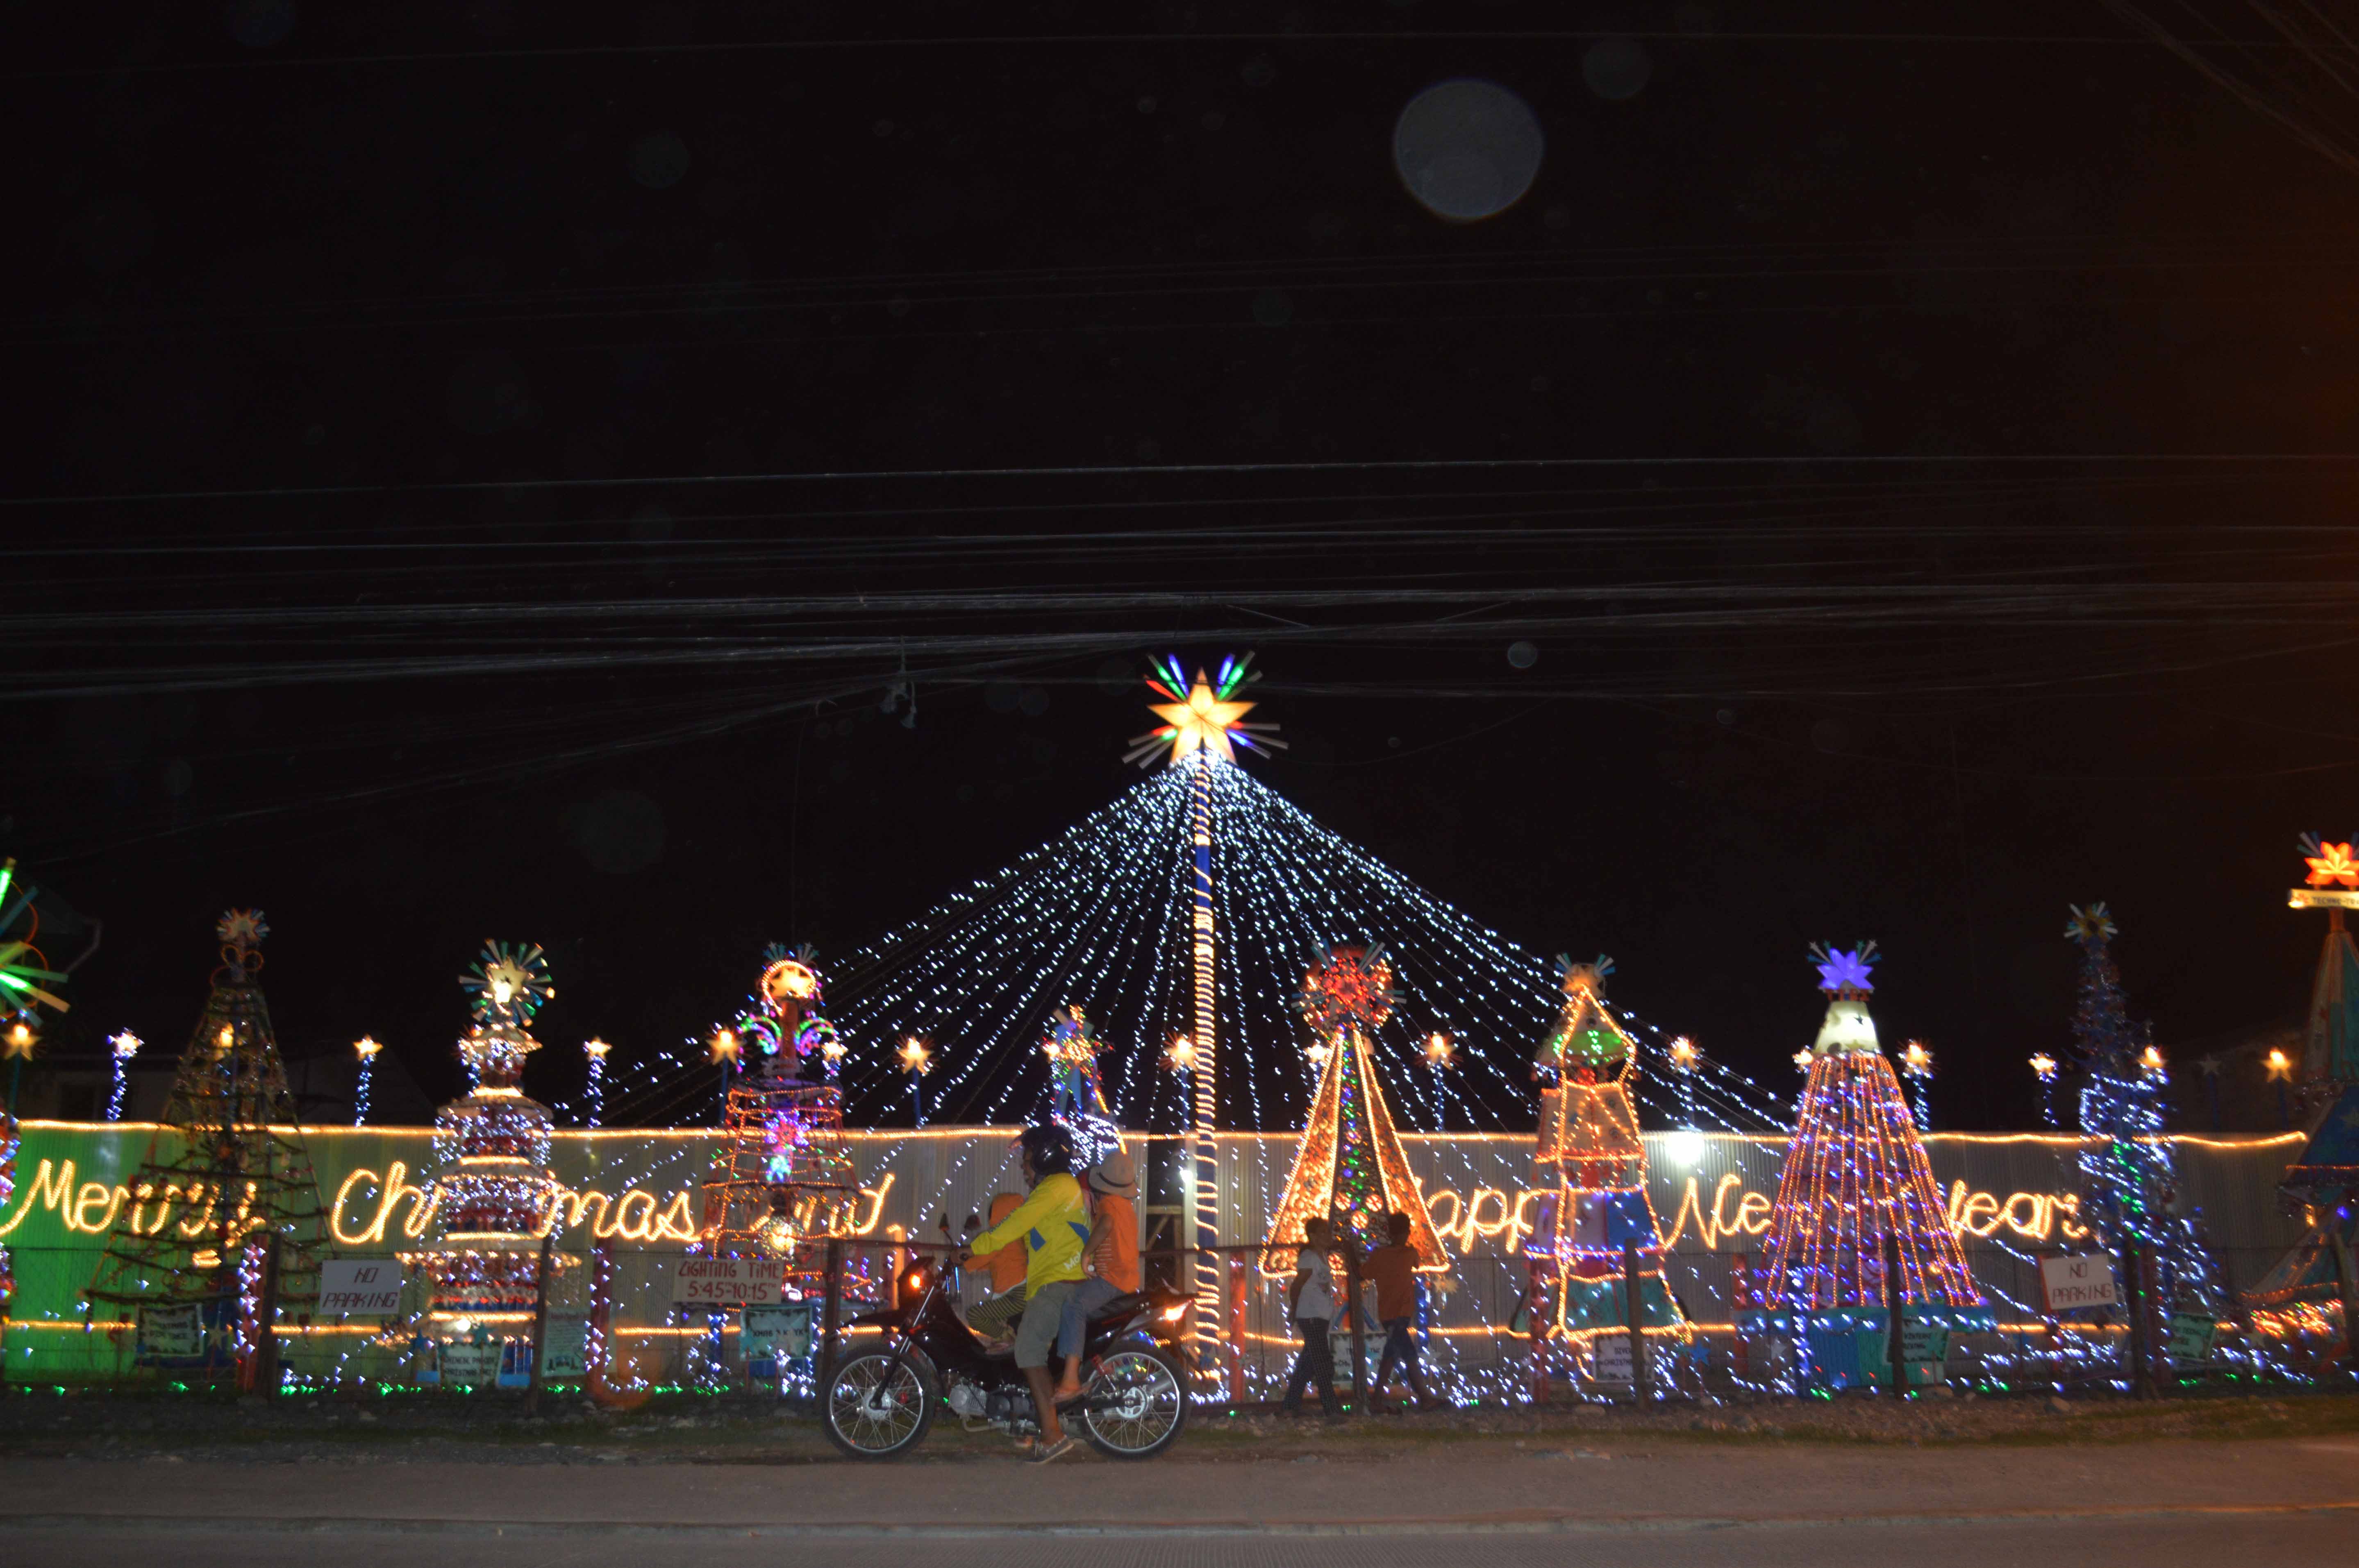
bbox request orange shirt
[1365,1242,1418,1323]
[983,1192,1027,1293]
[1090,1193,1141,1293]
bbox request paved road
[5,1442,2354,1567]
[5,1518,2355,1568]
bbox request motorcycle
[820,1258,1193,1460]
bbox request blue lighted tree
[2066,905,2220,1331]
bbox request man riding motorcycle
[955,1123,1091,1463]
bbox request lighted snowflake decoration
[460,940,554,1023]
[1810,942,1877,994]
[2301,833,2359,889]
[1297,943,1399,1035]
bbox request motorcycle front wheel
[821,1348,937,1459]
[1077,1343,1189,1460]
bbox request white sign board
[742,1302,812,1360]
[318,1258,405,1316]
[439,1340,501,1386]
[2040,1253,2120,1314]
[136,1303,206,1362]
[540,1316,590,1381]
[1591,1332,1635,1386]
[673,1255,789,1305]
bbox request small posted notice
[672,1255,789,1305]
[2039,1253,2120,1314]
[318,1258,405,1316]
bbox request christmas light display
[1261,945,1447,1273]
[0,858,71,1020]
[405,941,569,1339]
[2252,841,2359,1350]
[699,946,857,1275]
[1900,1040,1935,1131]
[2064,905,2220,1341]
[583,1038,611,1128]
[1424,1032,1455,1132]
[85,911,327,1378]
[352,1037,380,1127]
[107,1032,140,1122]
[1744,946,1991,1380]
[1526,959,1684,1341]
[0,857,64,1324]
[2029,1053,2059,1127]
[1040,1003,1121,1164]
[2287,835,2359,1085]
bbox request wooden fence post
[525,1230,554,1412]
[1227,1253,1247,1407]
[818,1238,845,1403]
[1884,1233,1907,1399]
[1344,1245,1367,1411]
[1624,1238,1652,1403]
[250,1232,284,1395]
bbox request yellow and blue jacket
[966,1172,1090,1298]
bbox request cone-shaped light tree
[1529,958,1685,1338]
[2066,904,2220,1323]
[1260,944,1447,1275]
[85,911,326,1377]
[1748,944,1989,1339]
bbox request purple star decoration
[1815,946,1876,994]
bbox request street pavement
[5,1516,2356,1568]
[5,1439,2357,1566]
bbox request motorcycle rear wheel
[822,1348,937,1459]
[1077,1344,1189,1459]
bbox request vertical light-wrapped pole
[1127,653,1281,1375]
[1189,749,1220,1362]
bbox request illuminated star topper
[2301,833,2359,889]
[460,939,554,1024]
[1298,942,1399,1035]
[2065,903,2117,944]
[1124,651,1286,768]
[1810,942,1877,995]
[216,908,268,977]
[760,947,823,1012]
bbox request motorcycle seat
[1086,1290,1147,1323]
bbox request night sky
[11,6,2359,1132]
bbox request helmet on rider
[1018,1122,1076,1178]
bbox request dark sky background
[10,5,2359,1132]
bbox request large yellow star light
[1123,652,1286,767]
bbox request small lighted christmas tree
[407,942,570,1343]
[1746,944,1990,1364]
[85,911,326,1379]
[1261,944,1446,1273]
[2065,905,2220,1324]
[1528,958,1684,1338]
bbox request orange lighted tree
[1529,958,1683,1339]
[1260,944,1446,1275]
